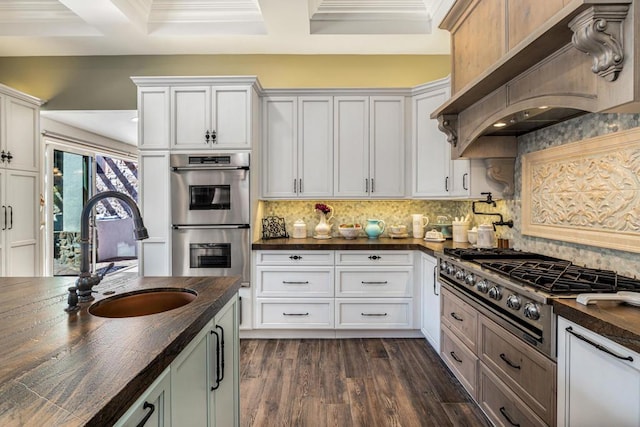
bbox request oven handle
[173,224,250,230]
[172,166,249,171]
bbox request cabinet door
[298,96,333,198]
[171,320,212,426]
[262,97,297,198]
[171,86,211,149]
[114,367,171,427]
[411,85,451,198]
[212,86,251,149]
[5,96,39,172]
[421,254,440,352]
[369,96,405,197]
[334,96,369,197]
[211,296,239,427]
[138,87,170,150]
[557,317,640,427]
[139,152,170,276]
[450,158,471,197]
[5,170,39,276]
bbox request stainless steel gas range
[437,248,640,361]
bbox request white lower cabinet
[256,299,335,328]
[335,299,413,329]
[254,250,417,332]
[557,316,640,427]
[420,253,440,352]
[117,295,238,427]
[115,367,171,427]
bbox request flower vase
[314,213,332,239]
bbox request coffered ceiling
[0,0,453,55]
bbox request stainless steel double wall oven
[171,153,250,285]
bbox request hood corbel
[484,158,515,198]
[569,5,629,82]
[437,114,458,146]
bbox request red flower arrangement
[315,203,331,214]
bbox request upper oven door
[171,153,249,225]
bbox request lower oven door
[172,224,250,285]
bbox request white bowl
[338,225,361,239]
[467,230,478,244]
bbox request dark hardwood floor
[240,338,492,427]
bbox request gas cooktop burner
[443,247,562,261]
[443,248,640,294]
[479,259,640,294]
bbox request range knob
[440,262,448,272]
[488,286,503,300]
[476,280,489,293]
[465,273,476,286]
[447,264,456,275]
[524,303,541,320]
[455,269,465,280]
[506,294,522,310]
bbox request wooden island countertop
[0,273,241,426]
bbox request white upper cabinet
[262,97,297,198]
[137,87,170,150]
[298,96,333,197]
[262,96,333,199]
[334,96,405,198]
[411,82,451,198]
[411,78,501,199]
[1,93,39,172]
[132,77,258,152]
[171,86,252,150]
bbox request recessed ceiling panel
[0,0,101,36]
[148,0,266,35]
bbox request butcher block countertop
[553,298,640,354]
[252,236,471,255]
[0,273,241,426]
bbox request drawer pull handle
[450,312,464,322]
[368,255,382,260]
[566,326,633,362]
[283,312,309,316]
[499,353,521,370]
[499,407,520,427]
[136,401,155,427]
[361,313,387,317]
[282,281,309,284]
[289,255,302,260]
[449,351,462,363]
[361,281,388,285]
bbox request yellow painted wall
[0,54,450,110]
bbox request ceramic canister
[476,224,495,248]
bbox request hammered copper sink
[89,288,198,318]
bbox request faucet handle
[64,286,80,312]
[98,262,115,279]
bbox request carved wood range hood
[433,0,640,163]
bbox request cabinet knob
[289,255,302,260]
[205,130,210,144]
[368,255,381,260]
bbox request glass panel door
[52,149,92,276]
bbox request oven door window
[189,243,231,269]
[189,185,230,210]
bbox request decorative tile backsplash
[512,113,640,277]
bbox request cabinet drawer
[335,250,413,265]
[256,267,334,297]
[478,365,547,427]
[335,299,413,329]
[441,287,479,353]
[441,326,478,399]
[255,250,334,265]
[478,316,556,426]
[255,299,334,329]
[335,267,413,297]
